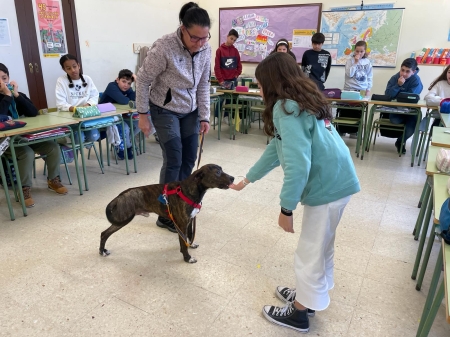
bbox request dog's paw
[139,212,150,217]
[188,257,197,263]
[100,249,110,257]
[189,243,199,249]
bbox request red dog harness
[162,184,202,210]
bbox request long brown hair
[428,65,450,90]
[255,52,331,137]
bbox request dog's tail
[106,188,144,226]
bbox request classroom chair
[332,105,365,158]
[368,113,407,156]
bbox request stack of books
[415,48,450,65]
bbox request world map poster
[321,9,404,67]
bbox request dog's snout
[229,176,234,183]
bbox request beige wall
[201,0,450,98]
[73,0,188,92]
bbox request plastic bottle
[410,51,416,59]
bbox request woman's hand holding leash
[139,115,151,137]
[200,121,210,134]
[278,213,294,233]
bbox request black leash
[190,131,205,244]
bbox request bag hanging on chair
[436,148,450,174]
[72,105,101,118]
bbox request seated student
[301,33,331,90]
[55,54,100,145]
[338,41,373,138]
[99,69,139,160]
[423,64,450,131]
[270,38,297,61]
[0,63,67,208]
[385,57,423,154]
[213,29,242,125]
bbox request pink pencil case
[235,86,249,92]
[97,103,116,113]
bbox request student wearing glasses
[136,2,211,233]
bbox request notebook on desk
[248,89,260,93]
[20,127,70,141]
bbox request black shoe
[156,216,177,233]
[262,302,309,333]
[395,140,407,155]
[275,286,315,317]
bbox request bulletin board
[219,4,322,63]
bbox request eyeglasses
[184,28,211,43]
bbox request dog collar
[163,184,202,209]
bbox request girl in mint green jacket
[230,52,360,333]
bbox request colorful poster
[35,0,67,57]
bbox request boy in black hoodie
[301,33,331,90]
[0,63,67,208]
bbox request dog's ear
[194,170,204,182]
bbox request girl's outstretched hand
[229,180,246,191]
[278,213,294,233]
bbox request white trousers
[294,196,351,311]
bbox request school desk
[216,89,263,140]
[2,115,83,217]
[440,111,450,128]
[416,174,450,336]
[431,126,450,148]
[362,100,430,167]
[327,98,369,159]
[53,110,129,191]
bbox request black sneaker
[156,216,177,233]
[276,287,315,317]
[262,302,309,333]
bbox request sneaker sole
[262,308,309,333]
[156,220,177,233]
[275,290,315,317]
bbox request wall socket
[133,43,153,54]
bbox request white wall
[0,0,29,96]
[74,0,188,93]
[201,0,450,98]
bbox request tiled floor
[1,121,449,336]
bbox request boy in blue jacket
[100,69,138,160]
[385,58,423,154]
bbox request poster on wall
[35,0,67,57]
[0,18,11,46]
[219,5,322,63]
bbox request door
[14,0,81,110]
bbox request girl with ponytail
[56,54,100,143]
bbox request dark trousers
[150,103,199,183]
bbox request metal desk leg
[9,137,27,216]
[416,244,444,337]
[121,118,130,175]
[77,125,89,191]
[411,192,433,280]
[362,105,375,160]
[413,179,431,238]
[411,108,421,167]
[68,129,83,196]
[129,115,137,173]
[0,157,15,220]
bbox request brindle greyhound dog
[100,164,234,263]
